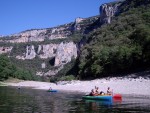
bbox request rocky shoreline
[3,76,150,96]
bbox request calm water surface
[0,86,150,113]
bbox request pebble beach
[5,75,150,96]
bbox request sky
[0,0,116,36]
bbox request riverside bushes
[0,55,37,81]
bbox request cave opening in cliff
[49,57,55,66]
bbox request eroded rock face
[5,24,73,43]
[47,26,72,40]
[16,55,25,60]
[41,62,46,69]
[15,44,58,60]
[37,66,63,76]
[25,45,36,59]
[44,68,60,76]
[0,14,99,45]
[0,46,13,54]
[37,44,58,59]
[0,5,101,77]
[15,46,35,60]
[0,24,73,43]
[9,29,46,43]
[15,42,77,67]
[100,3,120,24]
[73,17,84,31]
[54,42,77,66]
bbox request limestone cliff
[15,42,77,66]
[0,1,123,78]
[37,44,58,59]
[0,15,99,44]
[73,17,85,31]
[9,29,46,43]
[0,46,13,54]
[100,2,121,24]
[25,45,36,59]
[54,42,77,66]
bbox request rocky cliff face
[73,17,85,31]
[15,42,77,66]
[0,14,99,45]
[37,44,58,59]
[3,26,71,43]
[25,45,36,59]
[45,24,73,40]
[55,42,77,66]
[100,2,121,24]
[0,1,122,78]
[0,16,96,43]
[0,46,13,54]
[9,29,46,43]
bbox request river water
[0,86,150,113]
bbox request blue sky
[0,0,116,35]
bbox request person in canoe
[49,87,52,90]
[89,89,95,96]
[107,87,113,95]
[95,87,99,95]
[95,86,105,95]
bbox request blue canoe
[82,95,112,101]
[47,90,58,92]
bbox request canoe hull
[47,90,58,92]
[82,94,122,101]
[82,95,112,101]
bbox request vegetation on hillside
[0,55,38,81]
[1,0,150,81]
[76,0,150,79]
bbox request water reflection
[0,86,150,113]
[84,99,113,106]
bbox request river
[0,86,150,113]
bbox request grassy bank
[0,82,7,86]
[0,78,23,86]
